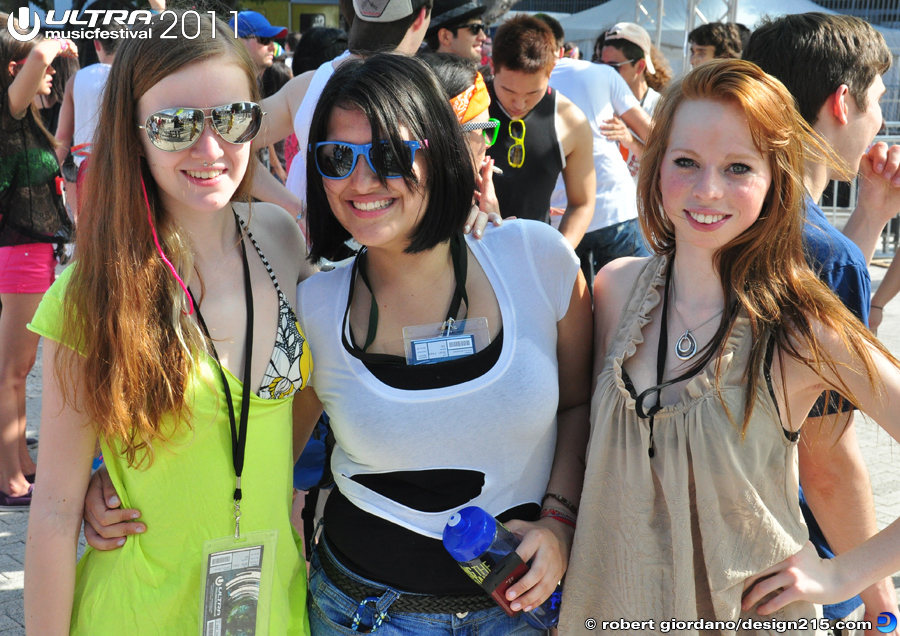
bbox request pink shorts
[0,243,56,294]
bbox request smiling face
[440,20,487,63]
[659,99,772,251]
[137,57,254,218]
[322,106,429,254]
[492,67,550,120]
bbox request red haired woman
[561,59,900,631]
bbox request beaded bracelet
[542,492,579,516]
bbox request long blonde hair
[638,59,895,433]
[58,12,260,467]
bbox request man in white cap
[424,0,487,63]
[533,14,652,282]
[598,22,666,183]
[229,10,288,79]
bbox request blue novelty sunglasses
[311,140,424,180]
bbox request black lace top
[0,90,73,252]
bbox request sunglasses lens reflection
[143,103,263,152]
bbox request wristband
[872,304,885,310]
[540,508,576,528]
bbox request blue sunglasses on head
[311,140,424,180]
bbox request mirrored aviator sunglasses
[139,102,264,152]
[311,140,424,180]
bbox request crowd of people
[4,1,900,635]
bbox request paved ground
[1,264,900,635]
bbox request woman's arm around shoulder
[25,339,98,636]
[592,256,651,386]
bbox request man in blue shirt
[744,13,900,633]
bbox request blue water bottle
[443,506,563,629]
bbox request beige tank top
[560,256,822,635]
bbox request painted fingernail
[877,163,885,171]
[117,538,125,546]
[474,229,482,237]
[510,602,521,611]
[131,512,139,519]
[135,525,145,533]
[108,496,119,506]
[464,225,471,233]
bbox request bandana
[449,72,491,124]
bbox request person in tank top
[486,16,595,249]
[24,14,316,635]
[561,59,900,633]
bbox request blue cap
[229,11,287,39]
[443,506,497,562]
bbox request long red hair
[638,59,895,433]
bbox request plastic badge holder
[403,317,490,365]
[199,529,278,636]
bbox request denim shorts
[308,539,546,636]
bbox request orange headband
[449,72,491,124]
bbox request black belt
[318,541,497,614]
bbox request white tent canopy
[558,0,843,71]
[557,0,900,119]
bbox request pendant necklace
[670,278,724,361]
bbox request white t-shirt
[284,51,352,205]
[623,86,661,185]
[548,58,640,233]
[295,220,579,539]
[72,63,111,166]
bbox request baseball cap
[228,11,287,39]
[353,0,415,22]
[427,0,485,33]
[604,22,655,74]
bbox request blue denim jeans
[575,218,650,285]
[308,539,546,636]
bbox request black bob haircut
[305,53,476,262]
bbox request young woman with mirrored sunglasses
[24,12,317,636]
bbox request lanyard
[350,232,468,353]
[188,214,254,538]
[634,258,728,458]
